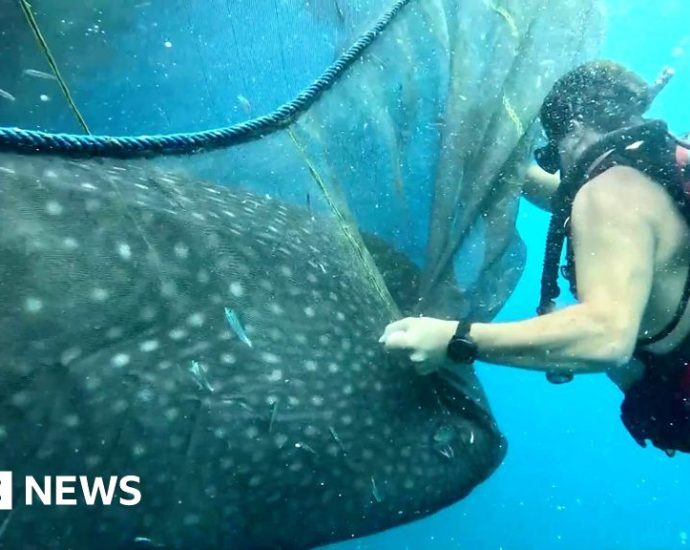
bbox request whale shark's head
[0,153,505,549]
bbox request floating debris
[224,307,253,348]
[328,426,346,454]
[237,94,251,115]
[370,476,382,503]
[39,95,50,102]
[0,89,16,102]
[23,69,57,80]
[268,399,279,433]
[295,442,317,455]
[432,424,456,460]
[187,360,214,393]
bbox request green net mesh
[0,0,604,548]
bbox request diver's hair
[540,60,652,142]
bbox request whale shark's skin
[0,153,505,550]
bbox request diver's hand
[379,317,458,373]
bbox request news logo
[0,473,140,509]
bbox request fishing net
[0,0,604,548]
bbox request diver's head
[535,60,654,174]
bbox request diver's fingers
[379,317,413,342]
[381,329,413,350]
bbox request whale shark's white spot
[213,427,227,440]
[229,282,244,297]
[183,514,201,527]
[24,297,43,313]
[85,455,102,468]
[186,312,205,327]
[111,400,128,414]
[139,306,156,321]
[273,433,288,448]
[90,288,110,302]
[311,396,324,407]
[248,475,262,488]
[280,266,293,278]
[117,242,132,260]
[164,408,179,422]
[62,237,79,250]
[304,306,315,318]
[60,347,82,365]
[174,242,189,259]
[85,377,101,391]
[327,363,340,374]
[304,425,318,437]
[63,414,80,428]
[261,352,280,365]
[160,280,177,298]
[106,326,123,339]
[304,360,317,372]
[140,339,159,353]
[132,444,146,457]
[287,396,300,406]
[45,200,63,216]
[158,360,172,371]
[295,334,307,345]
[196,270,210,284]
[326,444,340,457]
[11,390,31,408]
[342,385,353,395]
[220,353,236,365]
[319,335,331,345]
[288,461,303,472]
[85,199,101,212]
[340,415,353,426]
[168,328,187,340]
[111,353,130,368]
[266,369,282,382]
[307,273,318,284]
[268,303,284,315]
[245,426,259,439]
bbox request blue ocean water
[334,2,690,549]
[2,0,688,548]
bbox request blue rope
[0,0,412,159]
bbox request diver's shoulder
[576,165,669,214]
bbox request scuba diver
[379,60,690,456]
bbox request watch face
[448,336,474,363]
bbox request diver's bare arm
[522,165,560,212]
[471,168,655,373]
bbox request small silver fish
[23,69,57,80]
[237,94,251,114]
[0,89,16,102]
[188,360,214,393]
[268,399,279,433]
[370,476,382,503]
[224,307,253,348]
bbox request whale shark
[0,153,505,549]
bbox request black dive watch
[446,321,478,364]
